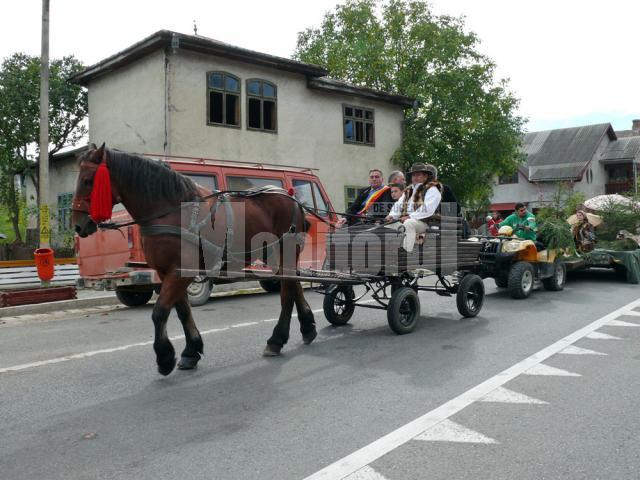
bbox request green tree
[0,53,87,243]
[294,0,525,204]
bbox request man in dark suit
[336,169,394,227]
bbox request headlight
[503,241,522,252]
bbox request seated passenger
[336,169,393,227]
[499,203,538,242]
[573,210,596,253]
[384,163,442,251]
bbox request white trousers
[389,218,428,251]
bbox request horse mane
[106,149,199,203]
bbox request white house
[65,30,413,216]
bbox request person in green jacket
[499,202,538,241]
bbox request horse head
[72,142,110,237]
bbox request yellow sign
[40,204,50,245]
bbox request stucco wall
[166,51,405,211]
[88,50,166,153]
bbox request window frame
[342,104,375,147]
[344,184,367,210]
[206,71,241,129]
[246,78,278,134]
[57,192,73,232]
[498,172,519,185]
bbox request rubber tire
[259,279,281,293]
[456,274,485,317]
[494,276,508,288]
[387,287,420,335]
[115,288,153,307]
[508,262,535,299]
[542,259,566,291]
[323,285,356,326]
[187,277,212,307]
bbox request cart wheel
[456,274,485,317]
[542,259,566,291]
[387,287,420,335]
[323,285,355,326]
[508,261,535,299]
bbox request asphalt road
[1,270,639,480]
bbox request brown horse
[72,144,317,375]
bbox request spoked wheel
[323,285,356,326]
[456,274,485,317]
[387,287,420,335]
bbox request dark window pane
[248,98,261,128]
[263,101,276,130]
[355,121,364,142]
[226,76,239,92]
[248,81,261,96]
[365,123,374,144]
[347,187,355,198]
[355,109,363,118]
[227,176,283,190]
[209,73,223,89]
[209,91,223,123]
[344,119,354,140]
[186,174,218,192]
[263,83,275,98]
[226,94,239,125]
[345,107,353,117]
[365,110,373,120]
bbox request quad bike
[476,225,566,299]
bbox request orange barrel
[34,248,55,281]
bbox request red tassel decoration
[90,162,113,222]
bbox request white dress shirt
[389,184,441,221]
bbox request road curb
[0,294,120,317]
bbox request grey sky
[2,0,638,133]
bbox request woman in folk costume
[572,210,596,253]
[385,163,442,251]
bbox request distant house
[56,30,413,216]
[490,120,640,214]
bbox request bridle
[71,150,120,219]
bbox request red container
[34,248,55,281]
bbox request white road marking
[303,297,640,480]
[231,322,259,328]
[585,331,622,340]
[414,419,497,444]
[559,345,606,356]
[344,466,390,480]
[479,386,548,404]
[621,310,640,316]
[606,319,640,327]
[524,364,581,377]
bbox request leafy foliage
[0,53,87,242]
[294,0,525,204]
[595,200,640,241]
[536,182,586,222]
[538,218,575,254]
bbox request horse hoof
[178,356,199,370]
[263,344,282,357]
[302,330,317,345]
[158,357,177,376]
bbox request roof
[51,145,88,163]
[71,30,328,85]
[308,77,415,108]
[522,123,615,181]
[71,30,414,108]
[599,136,640,164]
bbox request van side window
[292,179,314,209]
[312,183,329,215]
[227,176,283,190]
[185,174,218,192]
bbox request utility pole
[39,0,50,248]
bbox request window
[185,174,218,192]
[207,72,240,127]
[312,183,329,215]
[226,176,283,190]
[498,172,519,184]
[344,185,366,209]
[343,105,374,146]
[57,192,73,232]
[292,180,330,216]
[247,79,277,132]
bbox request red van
[76,154,337,306]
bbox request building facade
[490,121,640,214]
[70,30,413,214]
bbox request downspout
[164,34,179,155]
